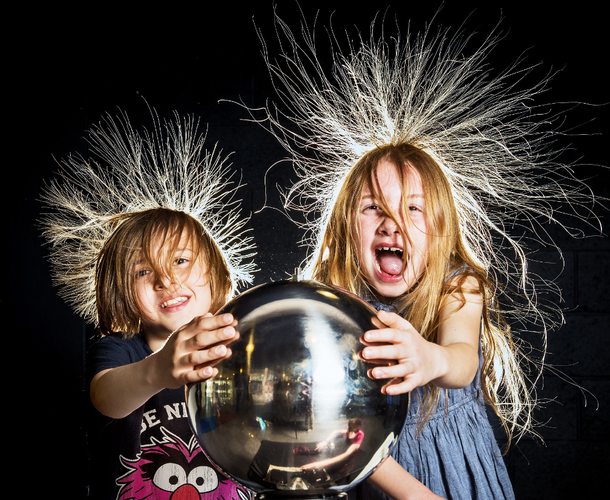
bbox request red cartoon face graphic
[117,427,250,500]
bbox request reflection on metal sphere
[186,278,408,499]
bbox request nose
[378,212,401,235]
[153,272,174,290]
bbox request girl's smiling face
[357,160,428,298]
[134,235,212,343]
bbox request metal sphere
[186,279,408,498]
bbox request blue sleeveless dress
[359,300,514,500]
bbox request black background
[11,1,609,497]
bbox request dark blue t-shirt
[86,335,250,500]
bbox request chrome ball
[186,279,407,498]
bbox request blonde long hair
[250,9,601,445]
[312,144,533,446]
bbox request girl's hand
[361,285,482,395]
[151,312,239,389]
[360,310,444,395]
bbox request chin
[379,289,407,300]
[370,282,406,300]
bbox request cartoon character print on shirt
[116,426,251,500]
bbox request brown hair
[348,418,362,432]
[95,208,232,338]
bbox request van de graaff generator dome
[186,278,408,499]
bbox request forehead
[364,159,424,196]
[140,228,199,261]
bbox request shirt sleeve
[85,335,149,385]
[352,430,364,446]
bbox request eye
[408,203,426,214]
[187,465,219,493]
[363,204,382,213]
[173,249,194,267]
[135,268,151,279]
[153,463,187,492]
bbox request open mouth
[375,246,404,277]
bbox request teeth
[161,297,187,308]
[375,246,405,275]
[379,246,402,253]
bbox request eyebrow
[135,247,192,265]
[360,193,425,201]
[135,256,148,266]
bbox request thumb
[376,309,414,331]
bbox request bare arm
[313,429,345,451]
[360,277,482,394]
[90,313,238,419]
[301,443,360,471]
[368,457,445,500]
[432,283,482,388]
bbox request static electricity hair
[248,8,603,444]
[40,109,257,330]
[96,208,232,338]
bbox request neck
[142,329,171,352]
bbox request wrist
[432,342,478,389]
[430,342,450,384]
[141,351,169,394]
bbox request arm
[367,457,445,500]
[433,281,482,388]
[90,313,238,419]
[301,443,360,471]
[360,278,481,395]
[313,429,344,451]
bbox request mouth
[374,246,405,278]
[160,296,188,309]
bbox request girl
[251,8,598,500]
[40,111,257,499]
[310,143,512,499]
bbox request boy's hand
[90,313,239,420]
[153,312,239,389]
[359,310,443,395]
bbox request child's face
[134,235,212,341]
[357,160,428,298]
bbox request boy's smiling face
[134,234,212,343]
[357,160,428,298]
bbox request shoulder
[439,267,484,322]
[90,333,149,353]
[86,335,151,378]
[445,264,484,296]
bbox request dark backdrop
[11,2,608,498]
